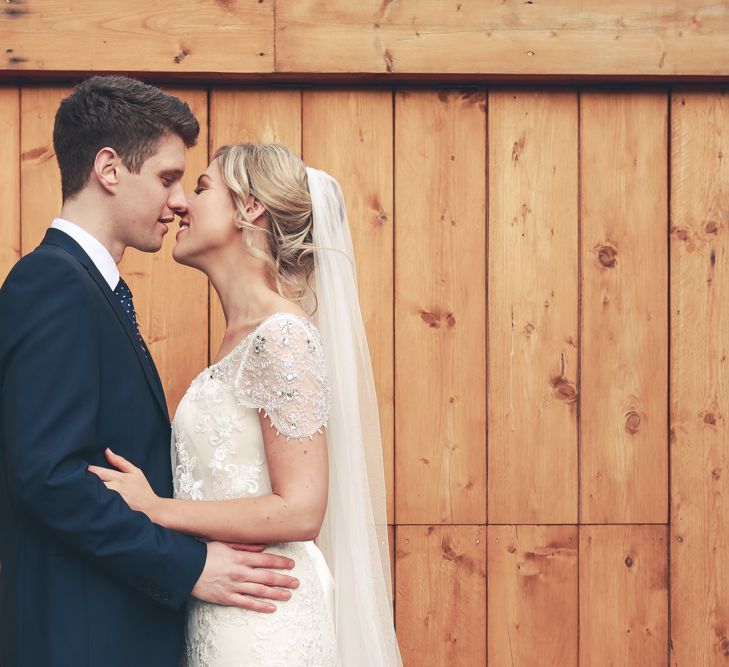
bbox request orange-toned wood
[275,1,729,76]
[2,0,273,74]
[394,89,486,525]
[0,87,20,282]
[487,90,579,524]
[302,89,395,523]
[579,525,668,665]
[488,525,578,666]
[396,525,486,666]
[118,87,209,415]
[580,90,668,524]
[19,86,70,254]
[208,89,302,358]
[388,523,395,597]
[670,87,729,666]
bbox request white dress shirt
[51,218,120,291]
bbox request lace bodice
[171,313,337,666]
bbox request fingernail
[283,591,291,599]
[292,579,300,588]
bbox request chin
[171,244,191,267]
[130,238,164,254]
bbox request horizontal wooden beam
[1,0,728,78]
[276,0,729,76]
[1,0,274,73]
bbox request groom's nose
[167,180,188,216]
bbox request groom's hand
[191,541,299,612]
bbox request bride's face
[172,159,240,269]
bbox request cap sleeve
[234,315,330,441]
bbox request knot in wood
[550,375,577,403]
[625,411,641,434]
[597,243,618,268]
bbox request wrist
[150,496,170,526]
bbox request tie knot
[114,277,132,299]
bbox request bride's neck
[206,253,279,331]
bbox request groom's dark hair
[53,75,199,201]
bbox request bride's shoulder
[254,311,323,350]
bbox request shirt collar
[51,218,120,291]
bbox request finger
[238,552,296,571]
[103,480,119,491]
[240,569,301,589]
[105,448,138,473]
[234,582,293,602]
[226,594,276,613]
[88,465,123,482]
[226,543,267,552]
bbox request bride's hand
[88,448,161,521]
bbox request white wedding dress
[171,312,338,666]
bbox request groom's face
[115,133,188,253]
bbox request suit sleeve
[0,254,206,609]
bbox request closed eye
[194,187,204,195]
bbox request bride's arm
[90,416,329,544]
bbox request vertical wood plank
[0,87,21,282]
[670,87,729,666]
[580,90,668,523]
[488,525,578,666]
[487,90,579,524]
[208,89,302,357]
[118,87,209,414]
[20,86,70,255]
[302,90,395,523]
[580,525,668,665]
[396,525,486,666]
[395,89,487,524]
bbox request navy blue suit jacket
[0,229,207,666]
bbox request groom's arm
[0,253,207,609]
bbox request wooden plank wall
[2,1,729,77]
[2,83,728,665]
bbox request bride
[89,143,402,666]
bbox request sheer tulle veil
[305,167,403,666]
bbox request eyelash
[194,187,204,195]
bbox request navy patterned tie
[114,277,145,350]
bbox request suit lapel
[41,229,171,423]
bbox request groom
[0,77,298,667]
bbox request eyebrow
[160,169,184,179]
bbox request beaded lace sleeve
[233,315,331,441]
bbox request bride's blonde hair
[213,143,316,306]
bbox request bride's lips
[176,218,190,240]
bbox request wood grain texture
[19,86,69,255]
[396,525,486,666]
[275,0,729,76]
[670,87,729,666]
[208,88,302,358]
[579,525,668,665]
[302,89,395,523]
[0,87,20,282]
[580,91,668,524]
[394,89,486,525]
[487,90,579,524]
[118,87,209,415]
[488,525,578,666]
[2,0,273,73]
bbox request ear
[93,147,121,194]
[245,195,268,228]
